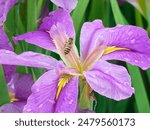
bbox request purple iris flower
[0,73,34,113]
[0,0,150,113]
[0,0,17,25]
[50,0,78,13]
[0,0,17,83]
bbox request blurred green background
[0,0,150,113]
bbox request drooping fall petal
[98,24,150,70]
[0,50,60,70]
[83,60,134,101]
[14,31,56,52]
[23,70,59,113]
[55,76,78,113]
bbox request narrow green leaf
[27,0,37,31]
[110,0,128,24]
[0,65,10,106]
[135,9,143,27]
[137,0,146,18]
[72,0,90,34]
[88,0,105,21]
[127,64,150,112]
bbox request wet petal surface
[84,60,134,101]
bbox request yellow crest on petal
[9,92,19,102]
[56,74,73,100]
[104,46,129,55]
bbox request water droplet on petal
[48,99,55,104]
[5,50,11,54]
[36,88,40,92]
[39,104,43,108]
[68,99,73,105]
[26,108,32,112]
[128,31,133,36]
[124,58,129,61]
[131,39,135,44]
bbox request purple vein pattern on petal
[55,76,78,113]
[40,8,75,37]
[23,70,59,113]
[0,50,59,70]
[99,25,150,69]
[8,73,34,100]
[83,60,134,101]
[13,31,56,52]
[103,51,150,70]
[80,20,104,60]
[51,0,78,13]
[0,101,26,113]
[0,0,16,25]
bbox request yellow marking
[56,75,73,100]
[9,92,19,102]
[104,46,129,55]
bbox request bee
[64,37,73,55]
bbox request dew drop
[128,31,133,36]
[26,108,32,112]
[131,39,135,44]
[36,88,40,92]
[124,58,129,61]
[68,99,73,105]
[5,50,11,54]
[39,104,43,108]
[48,99,55,104]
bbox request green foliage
[0,0,150,112]
[0,65,10,106]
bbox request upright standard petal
[0,0,16,25]
[99,25,150,70]
[40,8,75,37]
[13,31,56,52]
[0,50,60,70]
[83,60,134,101]
[14,9,75,52]
[23,70,59,113]
[55,76,78,113]
[8,73,34,100]
[80,20,104,60]
[51,0,78,13]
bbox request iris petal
[84,60,134,101]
